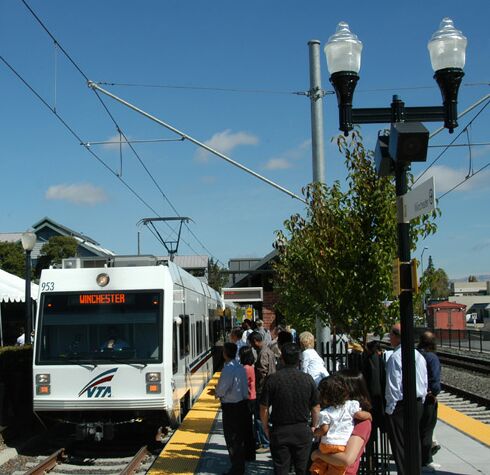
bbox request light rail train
[32,255,228,441]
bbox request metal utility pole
[308,40,331,354]
[308,40,326,183]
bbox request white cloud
[200,175,217,185]
[263,139,311,171]
[264,158,293,170]
[195,129,259,162]
[473,144,490,159]
[101,134,130,150]
[416,164,490,195]
[45,183,108,205]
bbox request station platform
[148,374,490,475]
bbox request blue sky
[1,0,489,279]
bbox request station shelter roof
[0,269,39,303]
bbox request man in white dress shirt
[385,323,427,475]
[216,342,250,475]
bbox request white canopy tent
[0,269,39,346]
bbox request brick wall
[262,291,278,329]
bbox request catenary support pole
[308,40,326,183]
[308,40,331,355]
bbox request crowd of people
[215,319,442,475]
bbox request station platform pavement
[148,374,490,475]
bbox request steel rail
[438,351,490,375]
[120,445,149,475]
[24,448,65,475]
[441,383,490,409]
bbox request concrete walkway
[195,413,490,475]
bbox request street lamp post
[21,230,37,344]
[324,18,467,475]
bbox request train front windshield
[36,291,163,364]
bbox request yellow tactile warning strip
[148,373,221,475]
[438,402,490,447]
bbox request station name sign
[402,176,436,222]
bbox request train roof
[58,255,222,304]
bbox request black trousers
[221,400,251,475]
[420,398,438,465]
[270,422,312,475]
[386,400,423,475]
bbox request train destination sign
[222,287,263,302]
[79,293,126,305]
[402,176,436,222]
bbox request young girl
[310,375,372,475]
[239,345,257,462]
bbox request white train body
[32,256,224,440]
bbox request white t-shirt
[301,348,329,386]
[318,399,360,446]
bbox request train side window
[196,321,203,354]
[191,322,195,357]
[179,315,190,357]
[172,322,178,374]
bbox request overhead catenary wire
[95,80,489,96]
[20,0,224,264]
[88,81,307,204]
[414,98,490,185]
[428,142,490,148]
[438,161,490,200]
[0,53,204,259]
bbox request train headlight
[36,373,51,395]
[96,273,110,287]
[36,374,50,384]
[145,372,161,382]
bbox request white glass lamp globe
[324,22,363,74]
[21,231,37,251]
[428,18,467,71]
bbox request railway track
[438,350,490,374]
[15,445,153,475]
[439,385,490,424]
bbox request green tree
[413,255,451,318]
[468,275,478,282]
[424,257,451,299]
[0,241,25,278]
[35,236,78,277]
[274,130,438,342]
[207,257,228,292]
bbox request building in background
[227,250,279,329]
[0,217,115,269]
[450,281,490,324]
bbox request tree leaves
[274,130,438,343]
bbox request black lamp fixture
[324,18,467,135]
[428,18,467,132]
[324,22,362,136]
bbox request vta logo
[78,368,118,398]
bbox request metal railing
[432,328,490,353]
